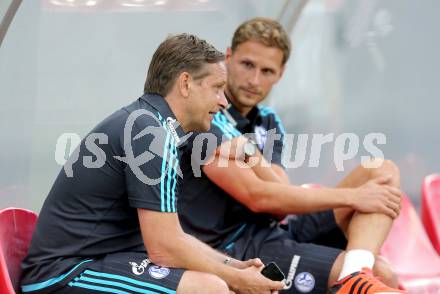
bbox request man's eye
[262,69,274,76]
[242,61,253,68]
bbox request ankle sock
[338,249,375,280]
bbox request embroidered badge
[148,265,170,279]
[294,272,315,293]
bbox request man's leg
[329,252,398,288]
[55,252,230,294]
[177,271,230,294]
[330,159,400,287]
[284,208,398,288]
[57,271,230,294]
[235,224,342,294]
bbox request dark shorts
[22,252,185,294]
[227,210,346,294]
[283,210,348,249]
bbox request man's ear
[277,65,286,82]
[178,72,191,98]
[225,47,233,64]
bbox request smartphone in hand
[261,262,285,281]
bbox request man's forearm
[152,232,241,288]
[248,151,285,183]
[204,157,353,215]
[185,234,242,267]
[249,181,352,215]
[246,154,352,214]
[138,210,252,290]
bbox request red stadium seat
[381,195,440,293]
[0,208,37,294]
[422,174,440,254]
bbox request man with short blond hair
[179,18,406,294]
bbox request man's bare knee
[373,256,399,288]
[367,159,398,175]
[177,271,229,294]
[201,274,229,294]
[362,159,400,186]
[337,159,400,189]
[379,159,399,175]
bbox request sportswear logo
[284,255,301,289]
[294,272,315,293]
[129,259,150,275]
[166,117,181,144]
[148,265,170,279]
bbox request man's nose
[248,70,260,86]
[218,91,228,109]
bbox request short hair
[144,34,225,96]
[231,17,291,65]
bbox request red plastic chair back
[0,208,37,294]
[422,174,440,254]
[381,195,440,293]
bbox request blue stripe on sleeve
[166,139,175,212]
[160,128,171,212]
[171,145,179,212]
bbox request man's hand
[349,175,403,218]
[229,265,285,294]
[228,258,283,293]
